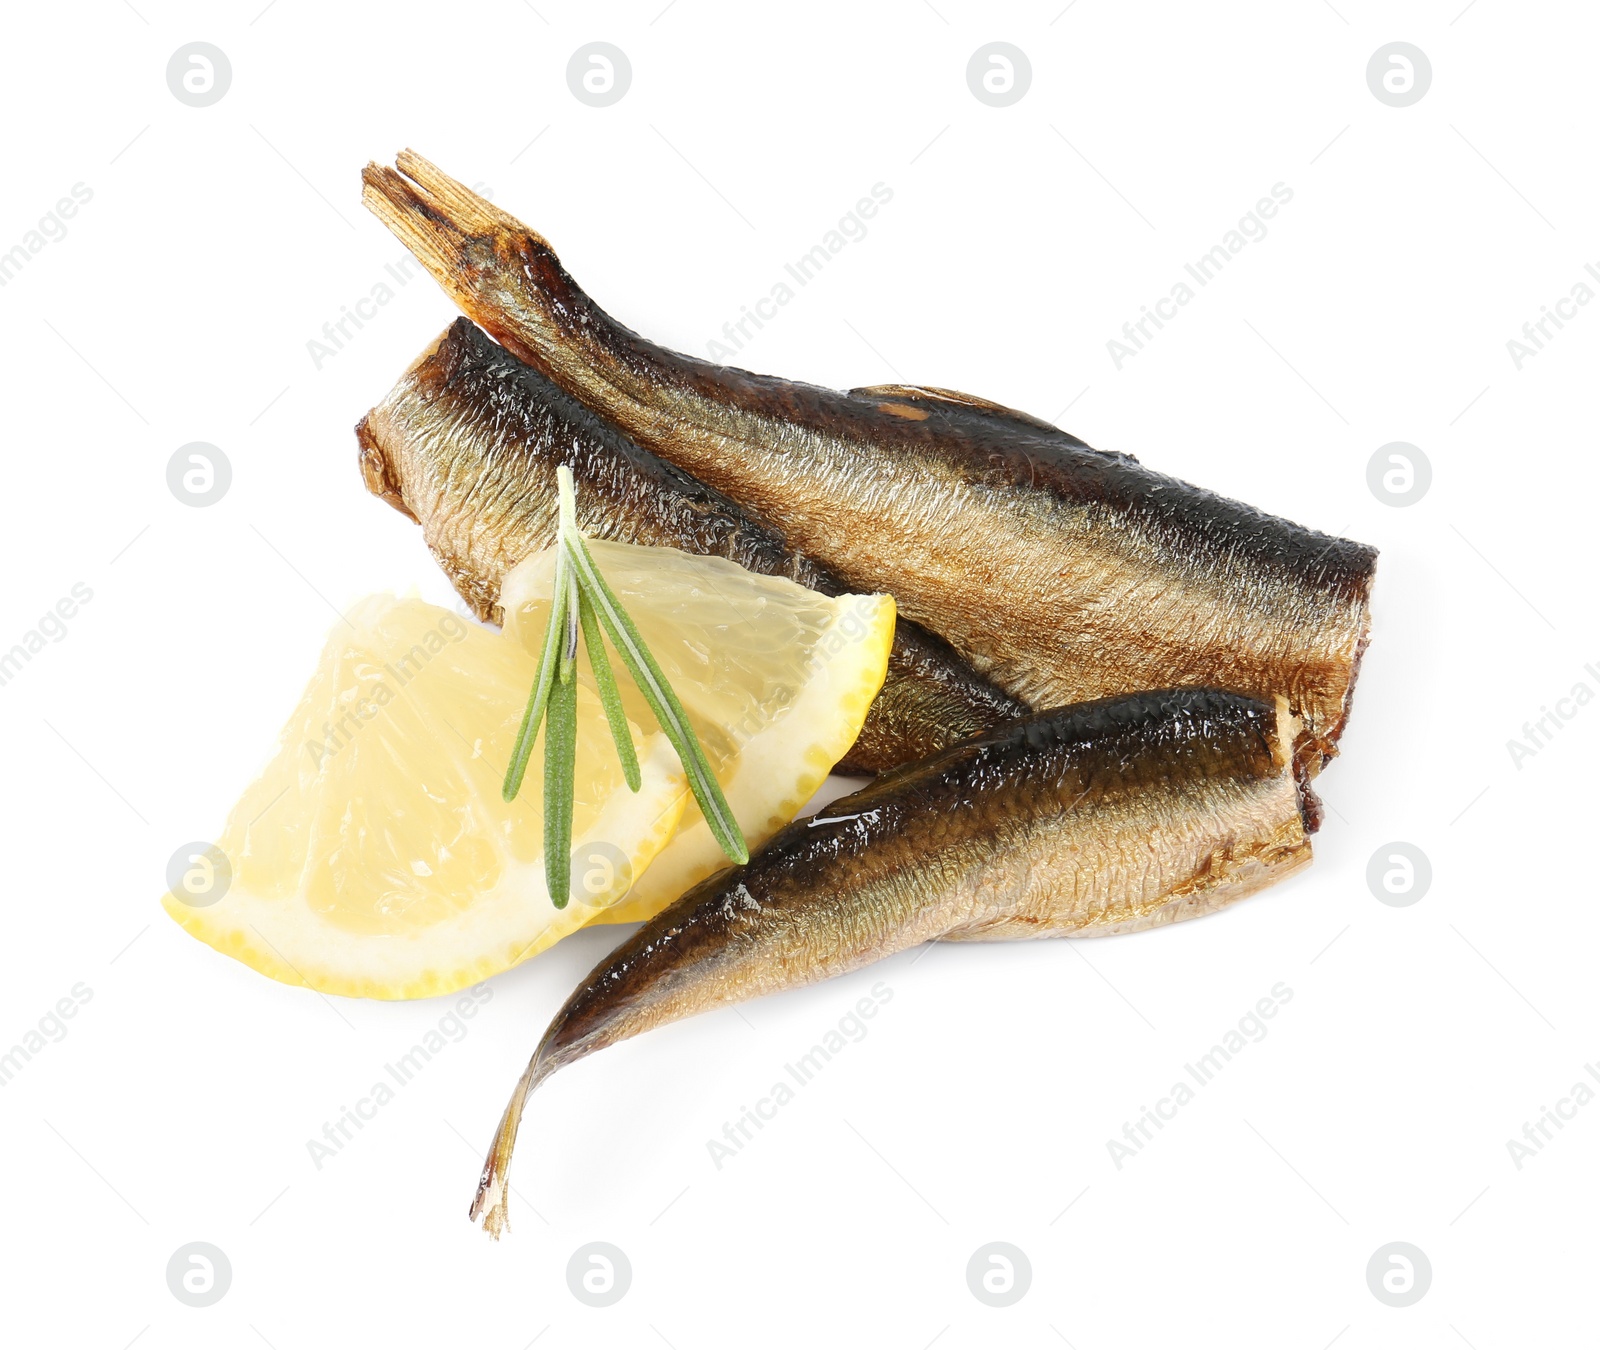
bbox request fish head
[353,327,463,525]
[357,319,561,622]
[355,415,415,522]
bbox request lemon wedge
[499,537,895,923]
[161,594,687,999]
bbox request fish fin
[850,384,1087,444]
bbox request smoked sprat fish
[357,317,1025,773]
[362,152,1377,772]
[469,687,1318,1235]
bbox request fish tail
[396,149,537,236]
[468,982,623,1237]
[361,164,467,289]
[360,152,549,325]
[362,152,687,410]
[468,1041,560,1239]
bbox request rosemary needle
[542,662,578,907]
[579,588,641,792]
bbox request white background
[1,1,1593,1345]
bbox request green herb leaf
[563,529,749,866]
[559,566,579,682]
[542,664,578,908]
[579,588,641,792]
[502,544,569,803]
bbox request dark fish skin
[361,153,1377,775]
[356,318,1025,774]
[468,688,1317,1235]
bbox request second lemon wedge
[500,536,895,923]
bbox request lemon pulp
[162,594,687,998]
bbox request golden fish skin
[362,152,1377,773]
[357,318,1025,773]
[468,688,1316,1235]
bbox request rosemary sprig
[502,466,748,907]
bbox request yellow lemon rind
[601,591,895,924]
